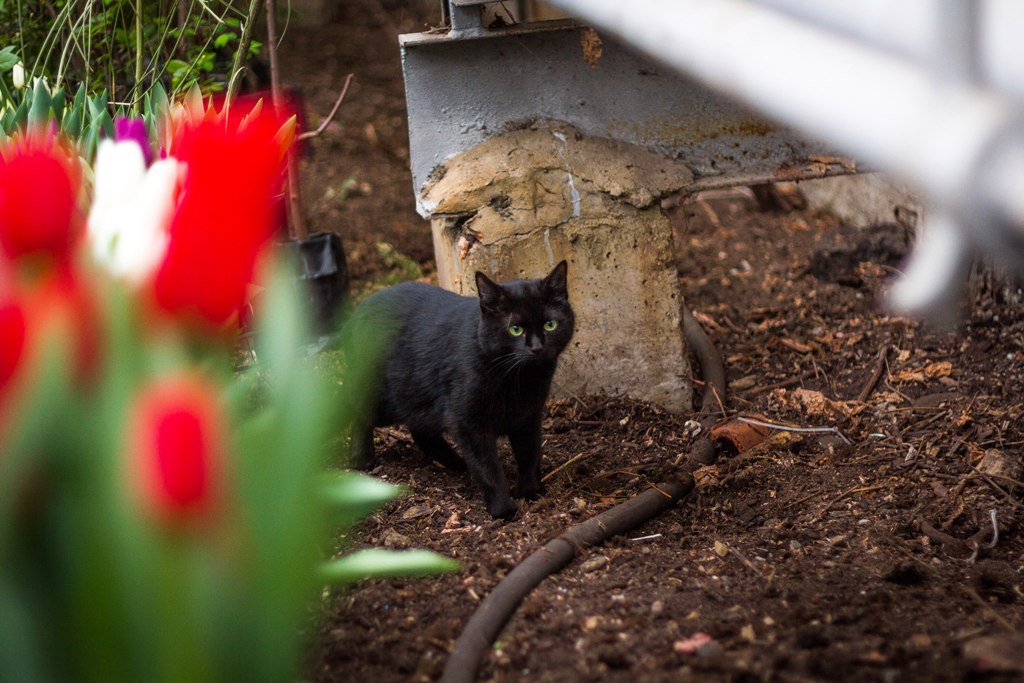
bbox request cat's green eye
[508,324,524,337]
[543,320,558,332]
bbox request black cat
[344,261,574,518]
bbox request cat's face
[475,260,575,365]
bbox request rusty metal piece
[709,414,772,456]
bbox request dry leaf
[777,337,817,354]
[924,360,953,378]
[775,388,852,418]
[891,369,926,384]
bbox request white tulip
[88,139,181,284]
[11,62,25,90]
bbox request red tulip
[128,375,226,523]
[0,296,27,401]
[0,134,82,264]
[0,268,98,402]
[153,101,289,327]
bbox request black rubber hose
[682,306,726,415]
[440,472,695,683]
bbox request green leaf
[72,82,87,112]
[213,32,237,49]
[81,119,101,160]
[320,471,402,523]
[0,46,18,72]
[49,87,65,125]
[12,93,28,129]
[62,106,82,138]
[319,550,459,585]
[150,81,169,117]
[86,91,107,120]
[166,58,188,77]
[27,78,50,127]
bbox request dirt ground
[280,4,1024,681]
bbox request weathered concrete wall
[423,123,695,412]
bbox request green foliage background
[0,0,263,105]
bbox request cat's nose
[528,340,544,355]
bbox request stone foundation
[422,123,696,412]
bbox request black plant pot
[279,231,350,336]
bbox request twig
[920,519,977,559]
[727,545,762,575]
[542,451,588,483]
[813,484,884,520]
[264,0,307,239]
[736,416,852,445]
[963,585,1017,631]
[856,344,890,402]
[298,73,354,141]
[746,369,818,396]
[969,464,1024,509]
[227,0,264,103]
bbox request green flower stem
[227,0,262,105]
[134,0,143,115]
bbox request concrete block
[423,123,695,412]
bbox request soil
[281,4,1024,681]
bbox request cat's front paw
[485,495,519,520]
[513,480,545,501]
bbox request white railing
[542,0,1024,317]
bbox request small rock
[382,529,410,547]
[580,555,610,573]
[740,624,756,641]
[978,449,1022,485]
[400,503,433,521]
[673,632,714,655]
[651,600,665,614]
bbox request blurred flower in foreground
[128,375,224,525]
[88,104,292,329]
[155,101,290,327]
[0,134,81,265]
[0,96,454,683]
[0,296,27,409]
[87,135,180,285]
[115,117,153,165]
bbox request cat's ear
[476,271,507,313]
[543,260,569,301]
